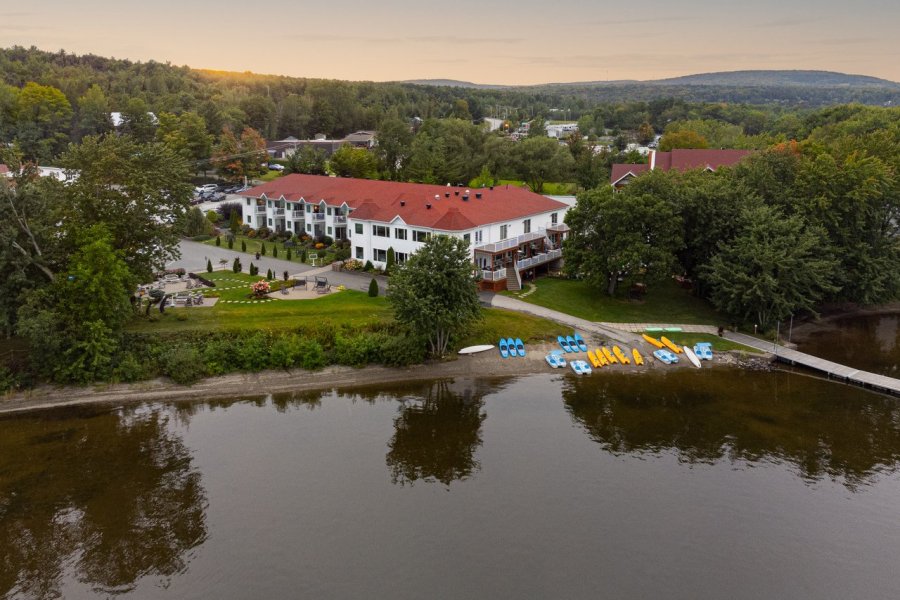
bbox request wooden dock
[724,332,900,397]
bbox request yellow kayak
[587,349,603,368]
[642,334,665,348]
[595,349,609,366]
[660,336,683,354]
[613,345,631,364]
[602,347,618,364]
[632,348,645,365]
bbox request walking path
[723,331,900,397]
[168,240,388,294]
[600,322,718,334]
[485,294,641,345]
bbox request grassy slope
[509,277,724,324]
[128,271,562,344]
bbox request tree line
[564,108,900,329]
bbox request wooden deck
[724,332,900,397]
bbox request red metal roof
[240,174,568,230]
[611,149,751,185]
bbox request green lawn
[129,271,562,344]
[509,277,725,324]
[128,271,389,333]
[203,234,335,266]
[469,178,578,195]
[460,308,562,348]
[258,170,284,182]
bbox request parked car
[210,192,226,202]
[194,183,218,194]
[268,164,285,171]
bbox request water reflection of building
[560,369,900,489]
[0,407,208,598]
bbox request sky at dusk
[2,0,898,84]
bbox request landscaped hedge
[111,323,426,385]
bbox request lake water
[3,369,900,599]
[794,313,899,377]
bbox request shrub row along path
[168,240,388,294]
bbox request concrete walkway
[601,322,719,334]
[484,293,641,345]
[167,240,388,294]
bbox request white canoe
[683,346,702,369]
[459,344,495,355]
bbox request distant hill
[652,70,899,88]
[401,79,507,89]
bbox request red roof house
[611,149,752,188]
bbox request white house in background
[0,164,77,183]
[238,174,571,291]
[546,123,578,139]
[109,111,158,127]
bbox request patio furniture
[293,278,308,290]
[314,276,330,294]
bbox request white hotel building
[238,174,570,291]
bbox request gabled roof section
[240,174,568,230]
[610,149,752,185]
[610,164,650,186]
[431,207,476,231]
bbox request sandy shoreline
[0,343,767,416]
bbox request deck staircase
[506,265,522,291]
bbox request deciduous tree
[388,235,481,357]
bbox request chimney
[445,192,450,198]
[426,203,432,209]
[475,192,482,199]
[434,194,440,201]
[454,190,460,196]
[400,200,405,206]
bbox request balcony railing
[481,268,507,282]
[475,227,556,254]
[515,248,562,271]
[287,210,305,219]
[274,208,285,216]
[333,215,347,224]
[254,206,266,214]
[310,213,325,222]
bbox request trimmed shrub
[241,240,247,252]
[232,257,242,273]
[237,332,270,371]
[272,245,278,258]
[297,338,326,370]
[266,268,273,280]
[247,229,257,239]
[162,345,206,384]
[385,247,395,274]
[301,249,308,262]
[215,235,221,246]
[270,334,303,368]
[380,334,427,367]
[368,277,379,297]
[364,260,374,272]
[286,248,292,260]
[261,243,267,256]
[227,237,234,249]
[206,259,213,273]
[283,270,289,281]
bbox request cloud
[287,33,523,46]
[753,16,824,28]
